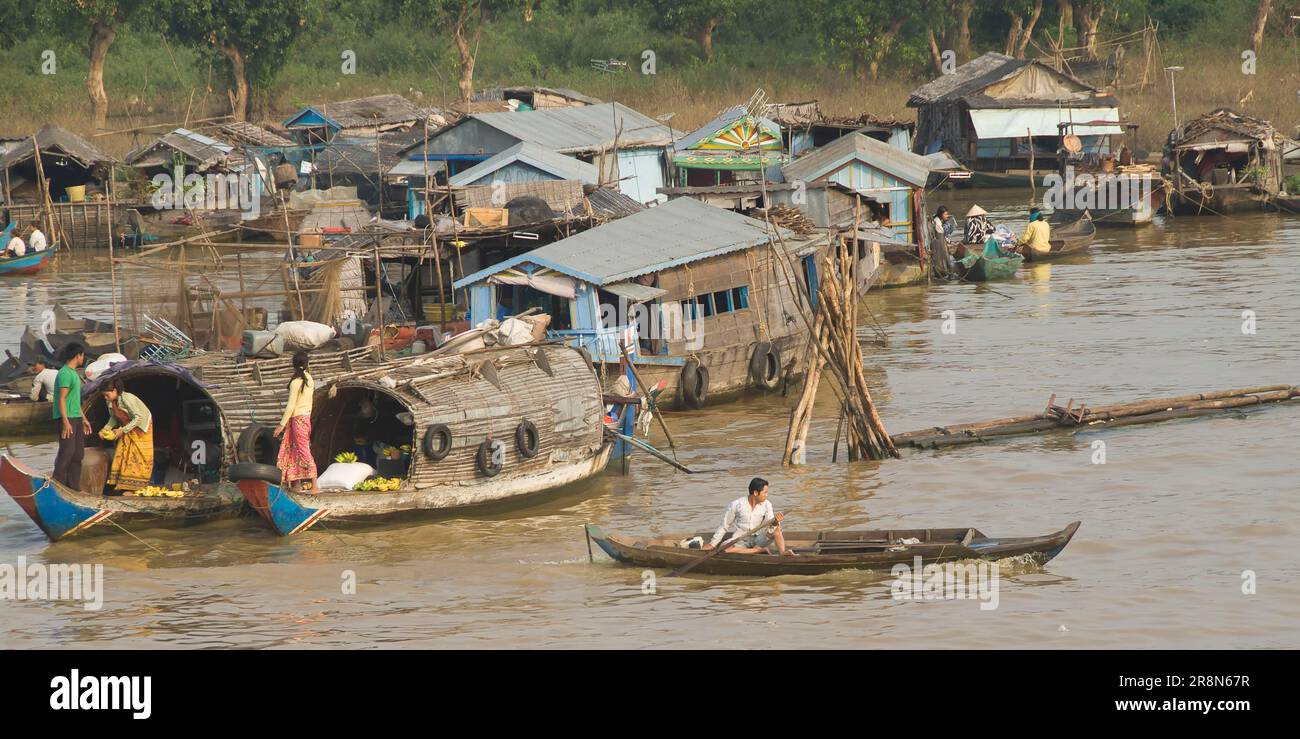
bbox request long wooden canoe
[0,244,57,276]
[0,397,52,436]
[1022,214,1097,262]
[0,455,246,541]
[586,521,1081,576]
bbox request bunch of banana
[334,451,359,464]
[353,477,403,492]
[133,485,185,498]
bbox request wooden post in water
[373,236,385,361]
[106,163,122,353]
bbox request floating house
[1,125,117,248]
[448,141,600,189]
[469,86,601,112]
[908,52,1124,185]
[455,197,830,409]
[283,94,447,145]
[1162,108,1286,215]
[401,102,679,206]
[766,101,913,157]
[671,105,785,186]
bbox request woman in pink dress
[274,351,318,493]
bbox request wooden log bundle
[781,209,897,464]
[893,385,1300,450]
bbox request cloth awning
[603,281,666,303]
[1176,141,1252,153]
[969,107,1124,138]
[489,273,577,300]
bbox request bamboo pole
[106,164,122,353]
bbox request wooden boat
[0,396,51,436]
[586,521,1081,576]
[0,244,57,276]
[955,250,1023,281]
[1021,214,1096,262]
[12,304,139,369]
[239,207,308,239]
[223,343,613,536]
[0,456,245,541]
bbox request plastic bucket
[65,185,87,202]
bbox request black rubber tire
[680,359,710,409]
[236,424,279,465]
[476,439,503,477]
[515,420,539,459]
[227,462,283,485]
[423,424,452,461]
[749,341,781,391]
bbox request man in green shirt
[52,343,91,490]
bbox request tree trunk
[1251,0,1273,53]
[222,44,249,122]
[1017,0,1044,57]
[956,1,974,57]
[86,21,117,129]
[1005,16,1024,56]
[1057,0,1073,45]
[927,28,945,74]
[1076,3,1103,61]
[688,18,718,60]
[866,20,904,81]
[453,3,484,103]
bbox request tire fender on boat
[680,359,709,409]
[422,423,452,461]
[515,420,539,459]
[749,342,781,391]
[236,424,279,465]
[227,462,283,485]
[476,438,503,477]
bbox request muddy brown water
[2,192,1298,648]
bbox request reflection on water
[2,193,1299,648]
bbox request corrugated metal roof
[125,128,241,170]
[454,197,785,288]
[674,105,781,152]
[586,187,645,218]
[472,86,603,106]
[448,142,599,186]
[314,131,426,177]
[782,133,934,188]
[464,103,680,154]
[907,53,1104,108]
[286,94,429,130]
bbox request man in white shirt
[29,359,58,402]
[27,225,46,252]
[704,477,793,555]
[5,235,25,257]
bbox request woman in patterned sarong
[102,379,154,492]
[275,350,318,493]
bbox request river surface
[2,191,1298,648]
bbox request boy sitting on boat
[703,477,795,556]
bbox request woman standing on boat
[101,379,154,493]
[274,351,317,493]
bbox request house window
[731,286,749,310]
[711,290,732,313]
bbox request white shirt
[28,230,46,252]
[30,368,57,401]
[710,495,776,547]
[7,237,25,256]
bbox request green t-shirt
[53,365,82,420]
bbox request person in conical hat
[964,204,995,244]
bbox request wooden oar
[669,516,779,577]
[610,432,705,474]
[618,341,678,458]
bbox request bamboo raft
[892,385,1300,450]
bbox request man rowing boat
[704,477,795,555]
